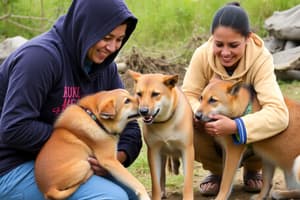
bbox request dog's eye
[151,92,160,97]
[124,98,131,104]
[208,97,217,104]
[136,92,142,97]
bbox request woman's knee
[69,175,130,200]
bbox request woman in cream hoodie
[182,2,288,197]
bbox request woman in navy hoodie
[0,0,142,199]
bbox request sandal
[199,174,221,196]
[243,171,263,193]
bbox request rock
[117,62,128,73]
[0,36,28,64]
[265,5,300,40]
[275,69,300,81]
[284,40,300,50]
[264,36,285,54]
[272,46,300,71]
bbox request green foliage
[1,0,300,49]
[0,0,71,38]
[126,0,200,48]
[279,80,300,100]
[125,0,300,49]
[128,138,185,192]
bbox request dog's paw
[139,193,151,200]
[270,189,300,200]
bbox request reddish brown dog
[194,78,300,200]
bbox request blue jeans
[0,161,138,200]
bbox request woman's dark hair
[210,2,250,37]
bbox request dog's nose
[139,107,149,116]
[195,112,203,120]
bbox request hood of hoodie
[207,33,264,80]
[53,0,137,70]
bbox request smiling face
[87,24,127,64]
[212,26,249,68]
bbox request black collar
[78,105,118,136]
[152,109,176,124]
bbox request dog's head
[128,70,178,124]
[79,89,140,134]
[195,78,253,122]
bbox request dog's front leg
[250,160,274,200]
[181,145,194,200]
[104,160,150,200]
[160,155,167,199]
[94,146,150,200]
[147,147,163,200]
[215,136,246,200]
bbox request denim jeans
[0,161,138,200]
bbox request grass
[279,80,300,100]
[1,0,300,51]
[124,0,300,50]
[128,132,186,193]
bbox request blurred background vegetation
[1,0,300,51]
[1,0,300,102]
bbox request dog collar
[152,109,176,124]
[78,105,118,136]
[243,102,253,115]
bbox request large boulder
[273,46,300,71]
[0,36,28,64]
[265,5,300,41]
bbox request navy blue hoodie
[0,0,142,176]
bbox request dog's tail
[293,155,300,183]
[167,156,180,175]
[45,185,79,200]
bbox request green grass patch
[279,80,300,100]
[128,136,185,192]
[2,0,300,51]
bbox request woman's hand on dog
[88,156,109,176]
[88,151,127,176]
[204,114,237,136]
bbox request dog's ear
[228,81,243,96]
[98,99,116,119]
[163,74,178,88]
[127,69,141,82]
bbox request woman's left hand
[88,151,127,176]
[88,156,109,176]
[204,114,237,136]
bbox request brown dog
[35,89,150,200]
[194,78,300,200]
[128,70,194,200]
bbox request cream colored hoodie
[182,33,289,144]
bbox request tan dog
[194,78,300,200]
[35,89,150,200]
[128,70,194,200]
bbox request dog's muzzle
[139,107,160,124]
[195,111,215,122]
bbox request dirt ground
[165,162,286,200]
